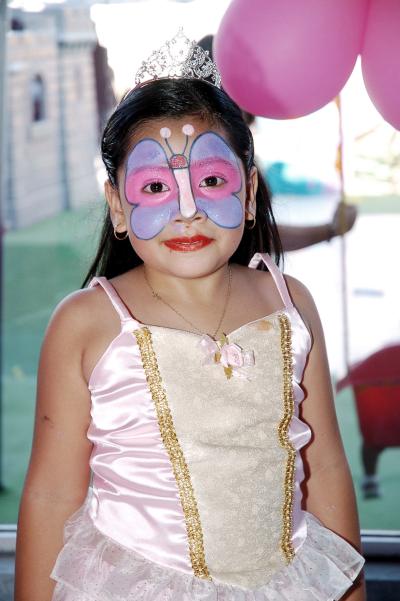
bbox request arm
[287,276,366,601]
[278,203,357,252]
[14,292,94,601]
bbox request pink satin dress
[50,253,364,601]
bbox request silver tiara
[134,28,222,89]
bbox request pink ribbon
[198,335,255,377]
[221,343,254,368]
[198,335,219,362]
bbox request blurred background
[0,0,399,543]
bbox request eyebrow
[126,164,171,177]
[190,157,238,170]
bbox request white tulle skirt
[50,498,364,601]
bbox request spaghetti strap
[248,252,293,309]
[89,276,138,325]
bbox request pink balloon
[214,0,368,119]
[361,0,400,131]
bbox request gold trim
[278,314,296,563]
[134,327,211,580]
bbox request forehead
[128,116,230,152]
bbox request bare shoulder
[284,273,324,342]
[284,274,316,311]
[46,285,105,336]
[43,282,122,357]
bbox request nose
[173,167,197,219]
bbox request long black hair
[81,78,282,287]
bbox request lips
[163,235,213,252]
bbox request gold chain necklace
[143,264,232,340]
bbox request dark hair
[81,78,282,287]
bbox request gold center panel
[140,316,293,589]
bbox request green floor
[1,196,399,528]
[1,201,103,523]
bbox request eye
[199,175,226,188]
[143,181,169,194]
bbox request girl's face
[106,116,257,279]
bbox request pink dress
[50,253,364,600]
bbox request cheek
[128,236,158,265]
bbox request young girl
[14,33,365,601]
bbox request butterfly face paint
[124,125,243,240]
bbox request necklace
[143,264,232,340]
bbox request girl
[14,35,365,601]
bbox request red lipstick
[164,235,213,252]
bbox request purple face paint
[189,132,243,229]
[124,130,243,240]
[124,138,179,239]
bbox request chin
[133,233,240,277]
[160,251,229,279]
[166,260,220,279]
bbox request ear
[245,166,258,220]
[104,179,127,232]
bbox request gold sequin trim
[134,327,211,580]
[278,313,296,563]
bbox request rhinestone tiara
[134,28,221,89]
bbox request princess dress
[50,253,364,601]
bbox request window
[11,18,25,31]
[31,74,46,122]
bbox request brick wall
[3,3,99,230]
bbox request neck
[142,262,231,306]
